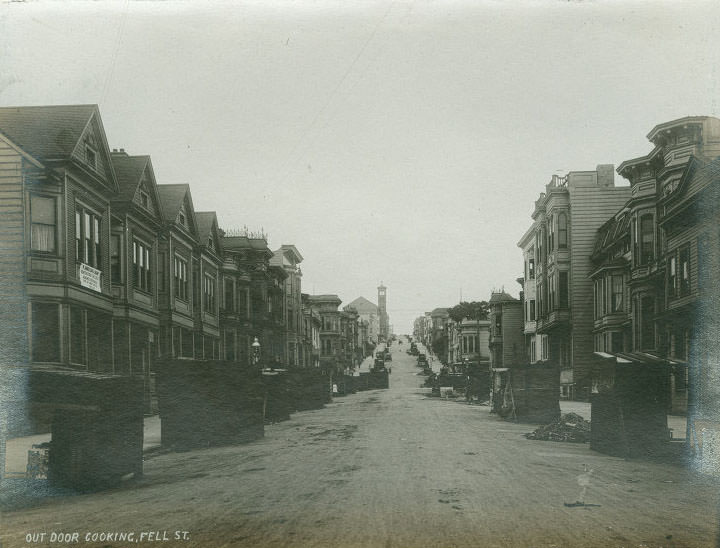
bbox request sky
[2,0,720,334]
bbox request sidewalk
[3,415,162,478]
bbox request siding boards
[502,304,524,366]
[0,140,28,362]
[570,186,631,379]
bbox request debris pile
[524,413,591,443]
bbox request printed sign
[79,263,101,292]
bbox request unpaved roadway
[1,342,718,547]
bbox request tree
[447,301,489,323]
[431,337,446,362]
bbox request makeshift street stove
[524,412,591,443]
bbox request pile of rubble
[524,413,591,443]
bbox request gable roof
[156,183,199,238]
[195,212,216,241]
[0,130,44,169]
[196,211,223,254]
[274,244,303,264]
[111,152,150,202]
[489,291,518,304]
[157,183,190,220]
[0,104,99,160]
[0,104,119,193]
[346,296,378,313]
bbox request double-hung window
[679,245,690,296]
[75,206,102,269]
[203,274,216,313]
[30,195,56,253]
[174,256,188,300]
[668,255,677,297]
[133,240,152,292]
[559,271,569,309]
[558,212,568,249]
[110,235,122,283]
[639,214,654,265]
[611,275,623,313]
[547,216,554,252]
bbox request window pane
[32,302,60,362]
[31,224,55,252]
[31,196,55,224]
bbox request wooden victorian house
[193,212,223,359]
[156,184,200,360]
[0,105,119,375]
[110,150,164,412]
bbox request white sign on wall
[79,263,101,292]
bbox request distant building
[488,291,524,370]
[429,307,450,363]
[308,294,344,377]
[345,296,380,345]
[271,245,304,367]
[518,222,540,364]
[447,318,490,366]
[301,293,321,368]
[378,284,389,341]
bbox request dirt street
[1,344,718,548]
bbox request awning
[593,351,676,366]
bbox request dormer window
[86,146,97,170]
[208,237,214,249]
[178,212,186,226]
[140,192,149,209]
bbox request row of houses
[0,104,376,424]
[414,115,720,445]
[413,293,522,374]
